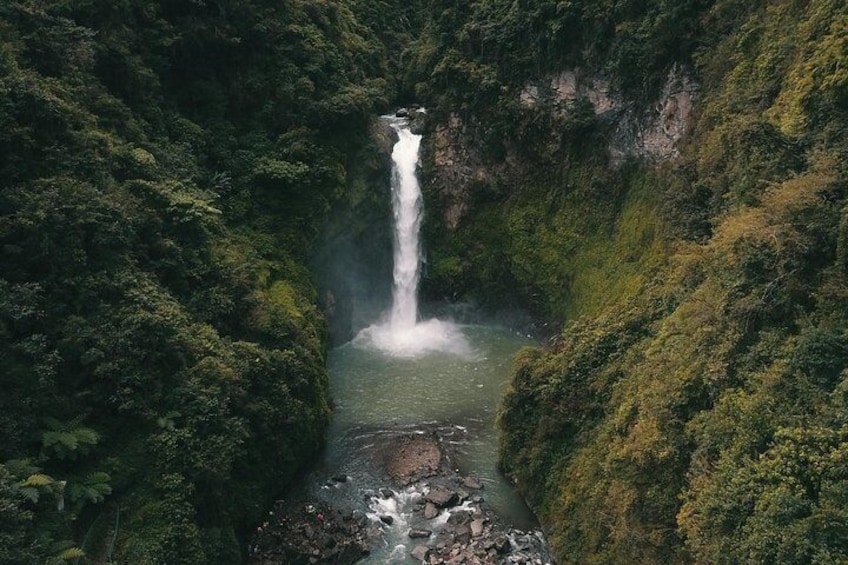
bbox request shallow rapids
[298,324,539,562]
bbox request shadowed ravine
[249,117,551,564]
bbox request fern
[18,486,40,503]
[67,472,111,505]
[42,425,100,460]
[56,547,85,561]
[46,541,85,564]
[5,458,40,478]
[20,473,54,487]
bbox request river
[302,324,537,562]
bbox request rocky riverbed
[249,427,551,564]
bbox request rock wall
[428,113,491,231]
[426,65,698,232]
[521,64,699,164]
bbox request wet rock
[396,108,410,118]
[463,476,484,490]
[446,510,472,525]
[411,544,430,562]
[365,526,383,545]
[249,501,370,564]
[332,475,349,483]
[451,523,471,545]
[383,434,445,484]
[470,518,485,537]
[424,502,439,519]
[250,427,553,565]
[351,510,368,527]
[426,486,458,508]
[493,535,511,554]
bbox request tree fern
[46,540,85,564]
[66,472,112,506]
[20,473,54,487]
[41,421,100,461]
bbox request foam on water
[355,318,472,358]
[355,115,471,359]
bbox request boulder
[470,519,484,538]
[446,510,472,525]
[462,476,484,490]
[493,535,511,554]
[424,502,439,519]
[452,523,471,545]
[379,515,394,525]
[411,544,430,562]
[426,486,458,508]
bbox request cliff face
[520,64,699,164]
[415,1,848,563]
[426,64,699,238]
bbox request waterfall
[354,116,470,358]
[388,125,423,330]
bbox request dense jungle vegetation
[3,0,848,563]
[397,0,848,563]
[0,0,414,562]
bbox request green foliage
[41,418,101,461]
[0,0,386,560]
[424,141,669,320]
[403,0,710,115]
[5,0,845,563]
[403,0,848,563]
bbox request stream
[308,324,538,562]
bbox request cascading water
[252,112,550,565]
[356,117,470,358]
[388,126,423,331]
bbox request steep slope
[410,0,848,562]
[0,1,393,562]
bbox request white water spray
[389,127,423,330]
[355,117,470,358]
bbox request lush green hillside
[407,0,848,563]
[3,0,847,563]
[0,1,394,562]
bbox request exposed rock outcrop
[520,64,699,164]
[430,113,490,230]
[426,65,699,232]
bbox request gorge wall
[414,1,848,563]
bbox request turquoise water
[306,324,537,547]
